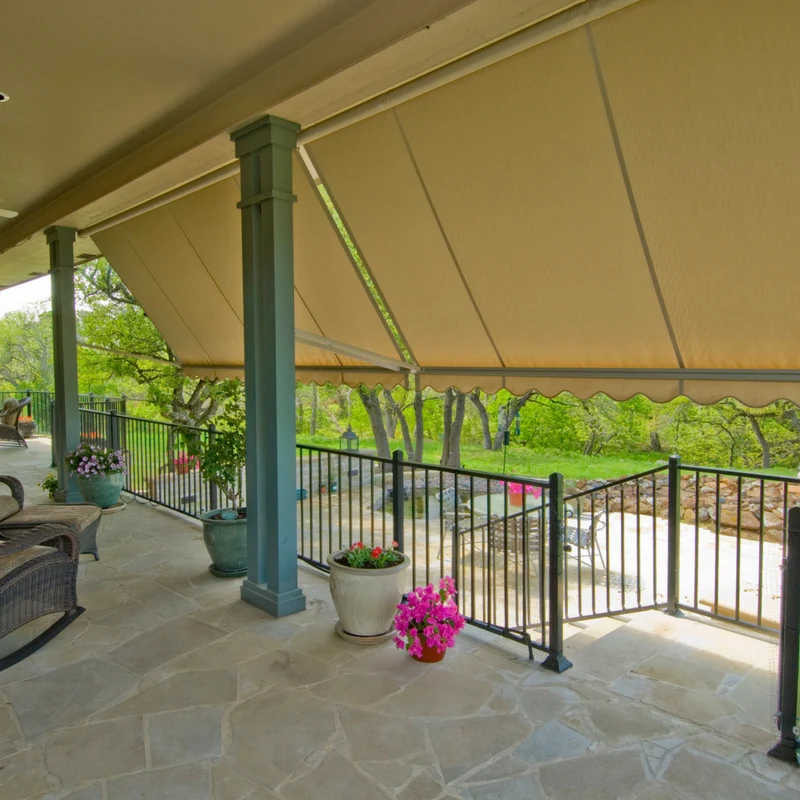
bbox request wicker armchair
[0,523,83,672]
[0,476,103,560]
[0,397,31,448]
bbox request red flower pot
[412,641,446,663]
[509,493,523,507]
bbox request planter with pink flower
[508,482,542,508]
[394,577,465,663]
[327,541,410,644]
[173,452,199,475]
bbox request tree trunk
[447,391,466,468]
[413,390,425,464]
[310,384,318,436]
[440,389,466,469]
[649,430,662,452]
[357,386,390,458]
[748,415,771,469]
[383,388,414,459]
[468,389,492,450]
[440,390,454,467]
[383,400,398,440]
[492,391,535,450]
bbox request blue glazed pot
[200,508,248,578]
[76,472,125,508]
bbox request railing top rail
[681,463,800,484]
[298,442,393,464]
[404,459,550,487]
[564,465,669,500]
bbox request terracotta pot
[176,463,192,475]
[509,493,523,507]
[412,640,446,663]
[327,550,410,642]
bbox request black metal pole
[50,399,56,468]
[392,449,405,552]
[769,506,800,763]
[666,454,681,615]
[208,424,219,511]
[543,472,572,673]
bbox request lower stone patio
[0,440,798,799]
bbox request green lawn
[297,436,670,481]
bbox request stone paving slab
[0,441,795,800]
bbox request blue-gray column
[46,226,82,503]
[232,115,306,618]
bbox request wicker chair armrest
[0,524,79,560]
[0,475,24,505]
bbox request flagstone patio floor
[0,440,798,799]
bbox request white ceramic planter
[327,550,410,643]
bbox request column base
[241,581,306,618]
[542,653,573,673]
[768,739,798,764]
[54,488,83,504]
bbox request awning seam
[585,23,685,370]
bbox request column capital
[44,226,77,246]
[231,115,300,158]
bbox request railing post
[50,399,56,468]
[543,472,572,673]
[121,394,128,415]
[392,450,405,552]
[666,454,681,615]
[109,409,120,451]
[769,506,800,763]
[208,424,219,511]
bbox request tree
[440,388,466,468]
[0,307,53,390]
[76,259,222,426]
[356,386,390,458]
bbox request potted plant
[393,577,465,662]
[508,482,542,508]
[173,452,198,475]
[327,540,410,644]
[18,415,36,438]
[65,444,126,508]
[188,381,247,578]
[39,473,58,499]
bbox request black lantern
[340,425,359,452]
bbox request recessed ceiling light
[0,93,9,103]
[0,209,18,219]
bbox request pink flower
[393,577,464,659]
[391,540,399,549]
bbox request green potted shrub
[188,381,248,577]
[65,444,126,508]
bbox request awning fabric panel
[306,0,800,405]
[93,154,401,380]
[591,0,800,370]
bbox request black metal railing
[561,455,792,635]
[294,443,557,662]
[67,409,800,677]
[563,465,669,622]
[0,390,126,435]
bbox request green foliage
[39,473,58,499]
[0,307,53,390]
[186,380,246,507]
[341,541,403,569]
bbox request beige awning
[302,0,800,405]
[92,154,406,388]
[92,0,800,405]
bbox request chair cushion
[0,542,52,580]
[0,503,101,532]
[0,496,20,522]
